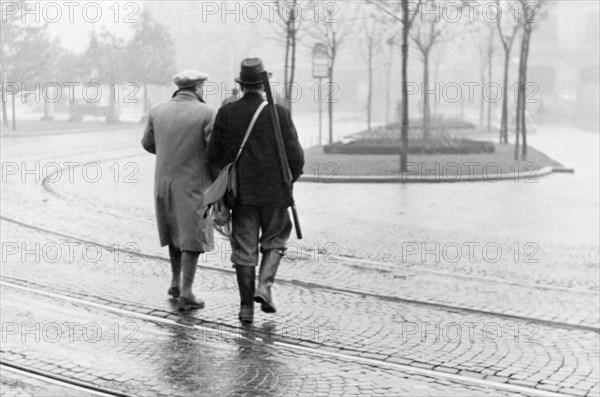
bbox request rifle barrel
[261,71,303,239]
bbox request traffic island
[300,144,571,183]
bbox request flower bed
[324,138,494,155]
[326,119,493,155]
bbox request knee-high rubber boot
[235,265,255,323]
[254,249,283,313]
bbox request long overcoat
[142,90,215,252]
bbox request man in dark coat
[142,70,215,311]
[207,58,304,323]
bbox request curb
[298,166,574,184]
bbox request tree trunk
[367,39,373,132]
[283,14,291,97]
[108,86,118,123]
[422,52,430,140]
[0,42,7,127]
[515,56,523,160]
[11,93,16,130]
[2,96,9,127]
[328,67,334,145]
[500,49,510,144]
[400,0,410,173]
[487,44,493,132]
[514,93,521,160]
[327,31,337,145]
[520,24,531,160]
[42,100,53,121]
[144,82,149,114]
[385,41,393,125]
[432,60,439,117]
[479,66,485,127]
[288,14,296,116]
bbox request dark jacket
[207,91,304,207]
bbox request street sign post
[312,43,329,146]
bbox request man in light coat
[142,70,215,311]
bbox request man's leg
[255,207,292,313]
[231,205,260,322]
[235,265,255,322]
[254,249,285,313]
[177,250,204,310]
[168,245,182,298]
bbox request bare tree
[1,6,53,130]
[382,35,396,125]
[481,22,497,132]
[268,0,314,115]
[307,2,353,145]
[410,0,460,140]
[358,8,384,132]
[127,10,176,121]
[496,0,522,144]
[83,31,128,123]
[39,39,64,121]
[366,5,403,125]
[367,0,420,173]
[515,0,547,160]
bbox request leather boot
[235,265,255,323]
[254,249,283,313]
[177,251,204,311]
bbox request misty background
[1,1,599,147]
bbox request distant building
[529,1,599,118]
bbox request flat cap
[172,70,210,88]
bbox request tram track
[0,280,571,397]
[0,361,135,397]
[2,127,597,397]
[1,125,139,138]
[2,214,598,335]
[37,153,600,296]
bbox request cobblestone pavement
[2,221,599,396]
[1,286,532,397]
[1,126,599,396]
[0,367,97,396]
[5,145,599,328]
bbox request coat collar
[241,91,263,102]
[172,89,205,103]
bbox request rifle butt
[291,205,302,240]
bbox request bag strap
[234,101,267,163]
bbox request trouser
[230,205,292,267]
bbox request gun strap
[234,101,267,164]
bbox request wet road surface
[1,124,598,396]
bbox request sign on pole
[312,43,330,78]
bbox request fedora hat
[234,58,271,85]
